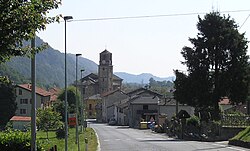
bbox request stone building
[79,50,123,121]
[80,50,122,98]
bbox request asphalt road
[90,122,249,151]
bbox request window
[89,104,92,110]
[143,105,148,110]
[19,89,22,95]
[89,112,92,116]
[20,99,28,104]
[20,109,26,114]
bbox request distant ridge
[0,36,176,87]
[1,36,98,88]
[115,72,175,84]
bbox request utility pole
[31,37,37,151]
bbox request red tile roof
[10,116,31,121]
[17,84,51,97]
[49,87,61,102]
[49,87,61,95]
[219,98,230,105]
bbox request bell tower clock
[98,49,113,94]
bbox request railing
[221,115,250,128]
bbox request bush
[187,116,200,127]
[0,130,44,151]
[56,128,65,139]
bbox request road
[89,122,249,151]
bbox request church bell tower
[98,49,113,94]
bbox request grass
[37,127,98,151]
[230,126,250,142]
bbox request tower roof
[100,49,111,54]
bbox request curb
[92,128,101,151]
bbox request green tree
[37,107,63,139]
[175,12,249,120]
[55,86,80,121]
[0,0,61,63]
[0,76,17,129]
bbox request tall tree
[175,12,249,120]
[0,76,17,128]
[0,0,61,63]
[55,86,80,121]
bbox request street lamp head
[81,69,85,72]
[64,16,73,21]
[76,54,82,57]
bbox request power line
[69,9,250,22]
[239,14,250,30]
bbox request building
[158,97,194,120]
[85,94,102,119]
[79,50,123,122]
[15,84,51,117]
[119,88,163,128]
[10,116,31,131]
[101,89,127,122]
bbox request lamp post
[80,69,85,132]
[75,54,82,151]
[64,15,73,151]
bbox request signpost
[68,113,76,127]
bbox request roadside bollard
[85,138,88,151]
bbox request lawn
[37,127,98,151]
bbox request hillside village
[11,50,249,132]
[1,1,250,150]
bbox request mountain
[1,36,98,88]
[0,36,175,87]
[115,72,175,84]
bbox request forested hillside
[0,37,98,88]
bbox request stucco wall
[15,87,43,116]
[102,91,128,122]
[159,105,194,119]
[129,104,158,128]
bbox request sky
[37,0,250,77]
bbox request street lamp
[64,15,73,151]
[80,69,85,132]
[75,53,82,151]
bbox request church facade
[80,50,122,99]
[79,50,123,120]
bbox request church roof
[100,49,111,54]
[81,73,98,82]
[81,73,122,82]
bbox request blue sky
[37,0,250,77]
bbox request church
[79,50,123,119]
[80,49,123,98]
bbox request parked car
[108,118,117,125]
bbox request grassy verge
[37,127,98,151]
[230,126,250,142]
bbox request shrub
[187,116,200,127]
[0,130,44,151]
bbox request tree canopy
[55,86,80,121]
[174,12,249,120]
[37,107,63,139]
[0,0,61,63]
[0,76,17,128]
